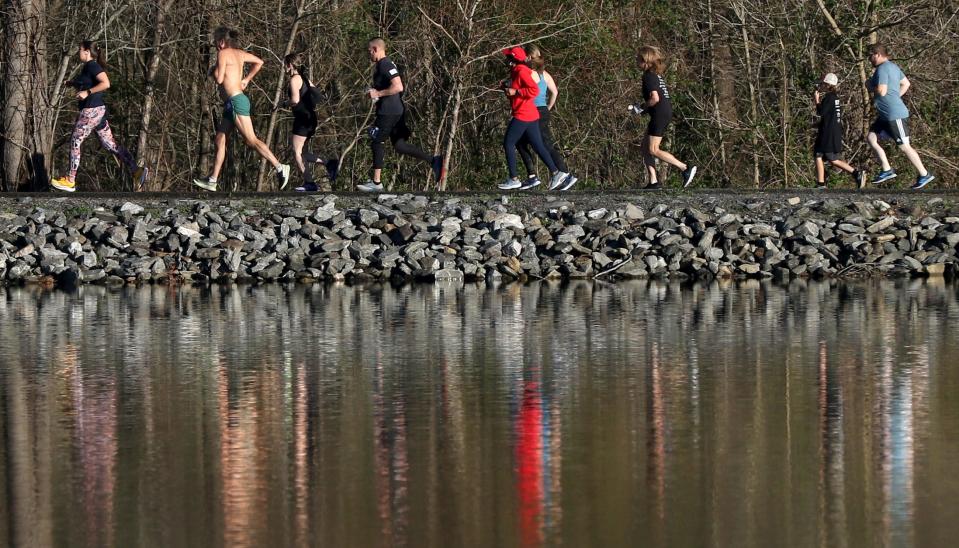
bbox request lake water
[1,280,958,547]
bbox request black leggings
[504,118,557,178]
[517,106,568,174]
[370,113,431,169]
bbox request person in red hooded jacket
[498,47,571,191]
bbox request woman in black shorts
[283,53,337,192]
[634,46,696,189]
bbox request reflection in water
[1,280,959,547]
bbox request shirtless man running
[194,27,290,191]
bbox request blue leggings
[503,118,557,178]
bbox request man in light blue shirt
[866,43,934,189]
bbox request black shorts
[870,118,910,145]
[815,151,842,161]
[646,111,672,138]
[370,113,412,144]
[292,109,317,138]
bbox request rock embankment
[0,193,956,286]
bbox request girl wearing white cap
[814,73,865,189]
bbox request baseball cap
[503,46,527,63]
[822,73,839,86]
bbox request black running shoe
[644,181,662,190]
[296,182,319,192]
[520,175,542,190]
[559,174,578,191]
[325,158,340,183]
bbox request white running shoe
[357,180,384,192]
[549,171,570,190]
[193,177,217,191]
[498,178,522,190]
[276,164,292,189]
[682,166,698,188]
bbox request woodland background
[2,0,957,192]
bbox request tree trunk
[136,0,174,190]
[28,0,52,190]
[736,3,761,187]
[779,34,789,188]
[706,0,730,185]
[2,0,31,190]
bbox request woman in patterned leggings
[51,41,145,192]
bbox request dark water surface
[2,280,959,548]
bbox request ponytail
[81,40,105,68]
[526,44,546,73]
[284,52,310,86]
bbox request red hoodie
[507,64,541,122]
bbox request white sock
[209,176,217,183]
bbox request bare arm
[371,75,404,99]
[899,76,910,96]
[241,51,264,88]
[875,83,888,97]
[78,71,110,99]
[544,71,558,110]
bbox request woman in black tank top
[283,53,338,192]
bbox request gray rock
[196,248,222,259]
[177,226,201,239]
[624,204,644,221]
[493,213,524,231]
[119,202,144,215]
[867,217,896,233]
[8,262,31,280]
[14,243,35,258]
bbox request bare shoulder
[239,49,262,63]
[219,48,238,65]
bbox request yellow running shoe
[51,177,76,193]
[133,166,149,190]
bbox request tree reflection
[0,279,955,547]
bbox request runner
[280,53,339,192]
[193,27,291,191]
[51,41,146,192]
[630,45,697,190]
[813,73,867,189]
[516,45,578,191]
[357,38,443,192]
[498,46,571,191]
[865,44,934,190]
